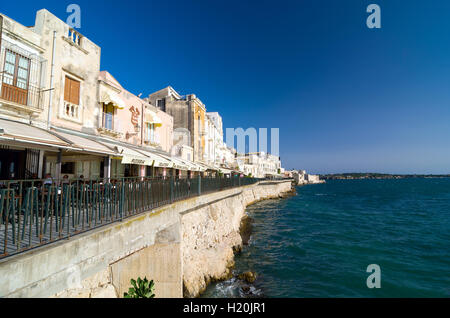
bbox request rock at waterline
[239,284,263,298]
[278,188,297,198]
[239,216,253,246]
[241,285,251,293]
[238,271,257,284]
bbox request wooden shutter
[70,79,80,105]
[64,76,71,102]
[64,76,80,105]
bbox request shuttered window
[64,76,80,105]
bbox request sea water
[202,179,450,297]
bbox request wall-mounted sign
[129,106,140,126]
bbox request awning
[219,168,234,174]
[100,90,126,109]
[194,162,214,172]
[157,154,190,170]
[136,148,174,168]
[144,110,162,126]
[156,154,205,171]
[202,163,220,171]
[51,130,116,155]
[98,140,154,166]
[0,119,72,150]
[183,160,205,172]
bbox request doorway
[0,149,26,180]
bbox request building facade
[0,9,204,182]
[0,9,284,182]
[147,87,207,163]
[236,152,282,178]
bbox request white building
[203,115,216,165]
[236,152,282,178]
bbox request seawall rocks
[181,180,293,298]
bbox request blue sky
[2,0,450,174]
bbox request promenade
[0,176,260,259]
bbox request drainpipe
[46,30,57,129]
[141,100,144,147]
[0,15,3,60]
[141,100,145,177]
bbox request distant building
[236,152,282,178]
[147,87,206,163]
[306,174,321,183]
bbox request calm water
[203,179,450,297]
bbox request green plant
[123,277,155,298]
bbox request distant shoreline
[320,174,450,180]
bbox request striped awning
[100,90,126,109]
[144,110,162,126]
[98,140,153,166]
[136,148,173,168]
[159,155,190,170]
[51,130,116,155]
[0,118,72,150]
[219,168,234,174]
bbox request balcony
[98,126,122,138]
[62,28,89,55]
[144,132,160,147]
[0,38,46,114]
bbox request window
[63,76,80,119]
[1,50,30,105]
[146,123,155,142]
[157,99,165,111]
[102,103,115,130]
[64,76,80,105]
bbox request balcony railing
[67,28,82,47]
[144,132,160,146]
[0,176,261,259]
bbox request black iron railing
[0,176,260,259]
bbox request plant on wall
[123,277,155,298]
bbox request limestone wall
[0,202,182,298]
[182,180,293,297]
[0,180,292,298]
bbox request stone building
[0,9,204,181]
[97,71,175,178]
[147,86,206,163]
[236,152,282,178]
[206,112,225,166]
[0,9,109,180]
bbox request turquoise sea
[203,179,450,297]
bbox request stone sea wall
[0,180,292,298]
[181,180,293,297]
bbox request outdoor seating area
[0,176,260,258]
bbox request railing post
[120,179,125,221]
[198,174,201,196]
[170,176,174,202]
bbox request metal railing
[0,176,260,259]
